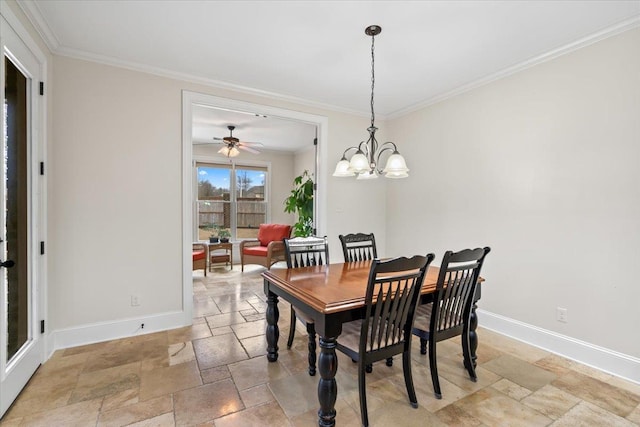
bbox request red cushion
[192,250,206,261]
[243,246,269,256]
[258,224,291,247]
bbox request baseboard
[46,310,191,358]
[478,309,640,385]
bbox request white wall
[48,55,380,341]
[386,28,640,359]
[294,145,316,179]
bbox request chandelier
[333,25,409,180]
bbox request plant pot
[220,237,229,243]
[209,237,219,243]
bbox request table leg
[266,290,279,362]
[317,336,337,427]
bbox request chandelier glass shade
[333,25,409,180]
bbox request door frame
[0,2,48,417]
[181,91,328,323]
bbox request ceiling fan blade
[193,140,225,145]
[238,145,261,154]
[237,141,264,147]
[213,137,224,141]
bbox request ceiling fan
[197,125,263,157]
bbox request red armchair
[240,224,292,272]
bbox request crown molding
[53,44,370,119]
[387,15,640,119]
[16,0,639,121]
[16,0,59,51]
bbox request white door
[0,14,45,418]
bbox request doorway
[181,91,328,322]
[0,12,46,417]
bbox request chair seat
[412,303,433,332]
[292,306,314,323]
[243,246,268,256]
[336,319,361,351]
[192,250,206,261]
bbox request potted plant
[209,224,221,243]
[284,170,314,237]
[218,228,231,243]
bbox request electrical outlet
[131,295,140,306]
[556,307,568,323]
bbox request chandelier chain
[370,32,375,128]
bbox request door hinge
[313,183,317,190]
[39,81,44,96]
[40,241,45,255]
[40,162,45,175]
[313,138,318,146]
[40,320,45,334]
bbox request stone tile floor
[1,264,639,426]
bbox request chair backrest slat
[432,247,491,335]
[339,233,377,262]
[284,236,330,269]
[360,255,435,354]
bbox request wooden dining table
[262,260,483,427]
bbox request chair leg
[287,309,296,349]
[462,330,477,382]
[307,322,316,376]
[358,362,369,427]
[402,349,418,408]
[386,357,393,367]
[420,338,427,355]
[428,338,442,399]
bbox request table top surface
[263,261,443,315]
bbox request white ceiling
[18,0,640,151]
[191,104,317,152]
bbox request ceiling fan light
[333,159,355,177]
[218,145,240,157]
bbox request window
[196,162,267,240]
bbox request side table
[208,242,233,271]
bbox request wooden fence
[197,199,266,229]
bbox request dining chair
[339,232,393,370]
[284,236,330,376]
[412,247,491,399]
[336,254,435,427]
[339,232,377,262]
